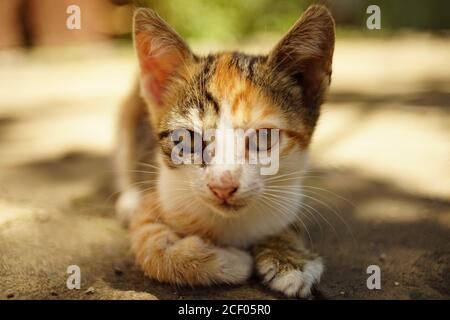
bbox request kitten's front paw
[116,188,141,226]
[216,248,253,284]
[257,257,323,298]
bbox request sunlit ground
[0,34,449,299]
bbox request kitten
[115,5,335,298]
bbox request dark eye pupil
[184,130,203,154]
[245,130,271,152]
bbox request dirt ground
[0,35,449,300]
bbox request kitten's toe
[257,257,323,298]
[216,247,253,284]
[116,188,141,226]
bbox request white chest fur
[210,202,300,247]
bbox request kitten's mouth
[197,191,248,215]
[218,201,245,211]
[202,197,247,215]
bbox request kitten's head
[133,6,335,216]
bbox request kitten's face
[156,53,309,215]
[134,8,334,216]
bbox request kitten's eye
[251,129,279,152]
[179,130,203,154]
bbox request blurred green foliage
[134,0,449,40]
[136,0,314,41]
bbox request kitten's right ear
[133,8,192,107]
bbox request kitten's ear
[133,8,192,107]
[268,5,335,109]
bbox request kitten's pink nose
[208,170,239,202]
[208,184,238,202]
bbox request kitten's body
[115,5,335,297]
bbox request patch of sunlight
[0,100,116,167]
[355,198,427,223]
[88,279,158,300]
[0,51,136,114]
[0,200,36,225]
[313,105,450,200]
[332,36,450,94]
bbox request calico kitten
[115,5,335,298]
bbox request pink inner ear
[135,32,183,106]
[142,74,163,105]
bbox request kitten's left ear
[268,5,335,109]
[133,8,193,107]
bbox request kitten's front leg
[252,228,323,298]
[130,212,253,286]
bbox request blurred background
[0,0,449,300]
[1,0,449,47]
